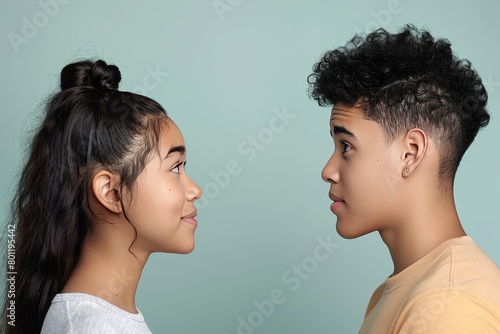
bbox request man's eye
[343,142,352,153]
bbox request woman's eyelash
[171,161,187,173]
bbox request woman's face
[124,118,202,255]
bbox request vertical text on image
[6,224,17,327]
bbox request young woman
[2,60,202,333]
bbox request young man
[308,25,500,333]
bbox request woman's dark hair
[308,24,490,182]
[2,60,168,334]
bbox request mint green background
[1,1,499,333]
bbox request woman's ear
[91,170,122,213]
[401,128,428,177]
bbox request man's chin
[336,220,369,239]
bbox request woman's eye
[171,163,182,174]
[343,143,352,153]
[170,161,187,174]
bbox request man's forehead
[330,104,364,122]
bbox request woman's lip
[182,210,197,219]
[181,210,198,226]
[182,217,198,226]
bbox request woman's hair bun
[60,59,122,91]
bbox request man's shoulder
[410,238,500,308]
[425,238,500,283]
[395,239,500,333]
[398,290,500,333]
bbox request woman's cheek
[165,183,185,209]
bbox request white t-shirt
[41,293,152,334]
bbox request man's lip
[181,210,197,219]
[329,193,344,202]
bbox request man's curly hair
[308,25,490,182]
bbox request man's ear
[401,128,428,177]
[91,170,122,213]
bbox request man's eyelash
[342,142,352,153]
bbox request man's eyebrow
[331,125,357,139]
[164,145,186,159]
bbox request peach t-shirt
[359,236,500,333]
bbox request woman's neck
[62,230,148,313]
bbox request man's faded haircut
[308,25,490,183]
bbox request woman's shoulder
[41,293,152,334]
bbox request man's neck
[379,197,465,276]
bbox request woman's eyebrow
[164,145,186,159]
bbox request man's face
[322,103,404,239]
